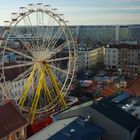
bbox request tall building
[68,25,140,44]
[1,24,140,45]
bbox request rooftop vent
[78,116,91,126]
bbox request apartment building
[76,44,104,70]
[104,44,140,72]
[71,25,140,43]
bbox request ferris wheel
[0,3,76,124]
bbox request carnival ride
[0,3,76,124]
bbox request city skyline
[0,0,140,25]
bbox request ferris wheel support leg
[42,67,53,103]
[45,64,67,109]
[28,71,44,124]
[43,79,53,103]
[19,64,37,107]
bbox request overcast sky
[0,0,140,25]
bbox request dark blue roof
[91,93,140,132]
[48,117,104,140]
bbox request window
[112,50,116,53]
[15,91,17,97]
[18,82,20,86]
[113,55,116,58]
[113,60,116,64]
[16,131,19,139]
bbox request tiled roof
[0,101,28,138]
[125,78,140,96]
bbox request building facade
[104,46,119,69]
[68,25,140,44]
[1,24,140,46]
[76,44,104,70]
[104,44,140,72]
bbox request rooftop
[48,117,104,140]
[125,78,140,96]
[0,101,28,138]
[91,92,140,132]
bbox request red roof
[125,78,140,96]
[0,101,28,138]
[102,87,116,97]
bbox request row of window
[105,61,138,66]
[12,80,25,88]
[104,60,116,64]
[106,49,140,53]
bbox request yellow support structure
[43,78,53,103]
[28,70,44,124]
[19,64,37,107]
[42,66,53,104]
[45,64,67,109]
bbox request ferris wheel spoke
[13,31,34,56]
[22,15,37,53]
[37,12,44,49]
[38,11,44,42]
[47,17,55,46]
[42,15,52,47]
[24,13,41,52]
[1,62,34,70]
[26,16,38,51]
[46,27,62,50]
[10,65,34,83]
[47,56,69,62]
[47,64,67,75]
[36,9,41,50]
[1,46,33,60]
[48,41,68,58]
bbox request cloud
[67,13,140,25]
[58,6,140,14]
